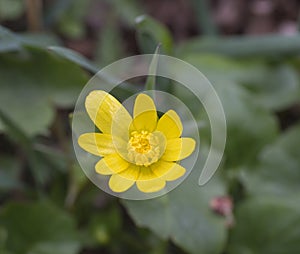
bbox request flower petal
[78,133,115,156]
[151,160,185,181]
[118,164,140,180]
[131,94,157,132]
[85,90,132,134]
[95,153,130,175]
[156,110,183,139]
[138,167,157,180]
[133,93,156,118]
[162,163,186,181]
[109,174,135,193]
[161,138,196,161]
[136,178,166,193]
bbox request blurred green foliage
[0,0,300,254]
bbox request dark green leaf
[0,202,80,254]
[123,158,227,254]
[0,46,88,136]
[228,197,300,254]
[242,124,300,197]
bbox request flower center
[127,131,161,166]
[129,131,151,153]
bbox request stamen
[127,131,160,166]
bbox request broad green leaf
[17,33,61,48]
[135,15,173,54]
[242,124,300,197]
[48,46,138,96]
[245,64,300,110]
[214,81,279,167]
[0,25,21,52]
[0,25,60,52]
[180,55,278,167]
[0,46,88,136]
[123,155,227,254]
[174,77,278,168]
[183,54,300,111]
[228,197,300,254]
[0,202,80,254]
[48,46,98,73]
[0,110,55,187]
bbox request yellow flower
[78,90,196,193]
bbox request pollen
[127,131,160,166]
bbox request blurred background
[0,0,300,254]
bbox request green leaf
[0,46,88,136]
[0,25,60,53]
[0,25,22,52]
[48,46,98,73]
[0,110,55,187]
[135,15,173,54]
[180,54,280,166]
[215,81,279,167]
[17,33,61,48]
[0,202,80,254]
[242,124,300,197]
[182,54,300,111]
[228,197,300,254]
[122,158,227,254]
[245,64,300,110]
[177,35,300,58]
[48,46,138,96]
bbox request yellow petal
[134,94,156,118]
[95,153,130,175]
[136,178,166,193]
[161,138,196,161]
[162,163,186,181]
[151,160,186,181]
[78,133,115,156]
[131,94,157,132]
[109,174,135,193]
[156,110,183,139]
[85,90,132,134]
[118,164,140,180]
[138,167,157,180]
